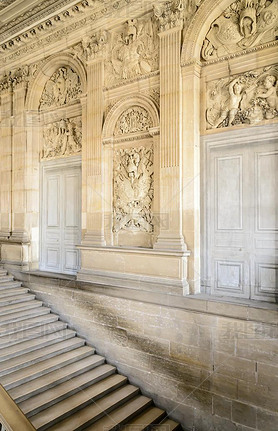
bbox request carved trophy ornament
[105,17,159,86]
[113,147,154,234]
[206,65,278,129]
[39,66,82,109]
[114,106,153,136]
[202,0,278,61]
[42,117,82,159]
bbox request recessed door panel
[41,163,81,275]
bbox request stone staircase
[0,269,181,431]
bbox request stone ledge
[10,269,278,326]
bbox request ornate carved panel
[154,0,203,32]
[202,0,278,61]
[39,66,82,110]
[42,117,82,159]
[206,65,278,129]
[105,16,159,87]
[113,146,154,234]
[114,106,153,136]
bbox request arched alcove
[181,0,235,64]
[103,94,160,140]
[26,52,87,111]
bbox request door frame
[201,123,278,301]
[39,155,82,274]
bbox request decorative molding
[206,64,278,129]
[114,106,153,136]
[113,146,154,234]
[71,30,108,62]
[42,117,82,159]
[154,0,203,32]
[0,0,138,65]
[201,0,278,62]
[39,66,82,110]
[105,16,159,87]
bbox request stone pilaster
[11,81,29,244]
[0,87,13,240]
[182,62,201,294]
[154,25,187,252]
[82,59,106,246]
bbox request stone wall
[19,274,278,431]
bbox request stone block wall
[19,275,278,431]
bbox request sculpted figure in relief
[105,17,159,86]
[206,66,278,129]
[42,117,82,159]
[39,66,82,110]
[113,147,154,234]
[202,0,278,61]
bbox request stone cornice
[0,0,141,67]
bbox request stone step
[0,320,68,350]
[45,384,140,431]
[0,281,22,289]
[0,313,59,337]
[0,275,14,284]
[10,354,106,403]
[0,328,76,362]
[86,395,153,431]
[1,345,95,390]
[0,299,43,316]
[152,419,182,431]
[0,306,50,326]
[153,419,182,430]
[0,293,36,307]
[121,406,166,430]
[31,374,128,431]
[19,364,116,417]
[0,287,29,298]
[0,269,7,276]
[0,337,86,377]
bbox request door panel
[206,141,278,301]
[41,164,81,275]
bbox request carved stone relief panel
[114,106,153,136]
[42,117,82,159]
[206,65,278,129]
[39,66,82,110]
[202,0,278,61]
[105,16,159,87]
[113,146,154,235]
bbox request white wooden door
[204,136,278,301]
[41,162,81,275]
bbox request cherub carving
[42,117,82,159]
[206,66,278,129]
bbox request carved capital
[72,30,108,63]
[154,0,202,33]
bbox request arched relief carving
[103,94,160,140]
[103,95,159,248]
[26,53,87,111]
[181,0,278,64]
[201,0,278,62]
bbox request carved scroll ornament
[202,0,278,61]
[114,106,153,136]
[42,117,82,159]
[113,147,154,234]
[39,66,82,110]
[206,65,278,129]
[154,0,203,31]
